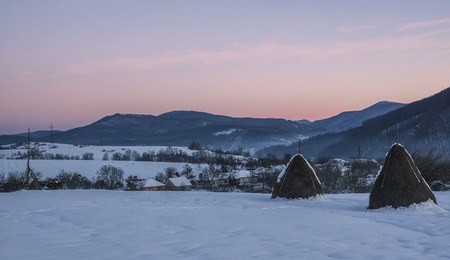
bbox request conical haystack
[368,143,437,209]
[272,154,323,199]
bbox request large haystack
[368,143,437,209]
[271,154,323,199]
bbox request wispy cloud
[67,29,450,75]
[399,17,450,31]
[67,43,298,75]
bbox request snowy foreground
[1,191,450,260]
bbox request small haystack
[368,143,437,209]
[271,154,323,199]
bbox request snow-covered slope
[0,159,199,180]
[0,143,202,179]
[1,190,449,259]
[0,142,194,160]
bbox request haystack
[368,143,437,209]
[271,154,323,199]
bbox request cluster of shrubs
[313,151,450,193]
[412,151,450,191]
[314,159,379,193]
[7,149,94,161]
[0,165,124,192]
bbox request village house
[165,176,192,191]
[233,170,256,187]
[232,169,277,192]
[140,179,165,191]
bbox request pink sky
[1,1,450,134]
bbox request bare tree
[94,165,124,190]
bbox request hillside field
[0,143,205,179]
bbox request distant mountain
[296,119,312,124]
[258,87,450,159]
[0,130,61,146]
[0,99,414,151]
[15,130,62,139]
[310,101,405,132]
[19,112,318,151]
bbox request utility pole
[24,128,41,190]
[50,123,54,146]
[25,128,31,188]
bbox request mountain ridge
[258,87,450,159]
[0,100,410,151]
[310,101,405,132]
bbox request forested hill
[1,112,318,151]
[309,101,404,132]
[0,101,403,150]
[258,87,450,160]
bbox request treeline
[0,165,125,192]
[106,146,289,169]
[1,151,448,193]
[5,149,94,161]
[314,159,379,193]
[111,146,248,165]
[2,143,290,170]
[412,151,450,191]
[313,151,450,193]
[0,160,379,194]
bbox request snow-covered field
[1,190,449,259]
[0,159,201,180]
[0,143,195,160]
[0,143,205,179]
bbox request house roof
[233,170,252,179]
[141,179,165,188]
[167,176,191,187]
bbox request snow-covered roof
[233,170,252,179]
[141,179,165,188]
[168,176,191,187]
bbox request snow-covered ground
[0,159,202,180]
[0,143,195,160]
[1,190,449,259]
[0,143,205,179]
